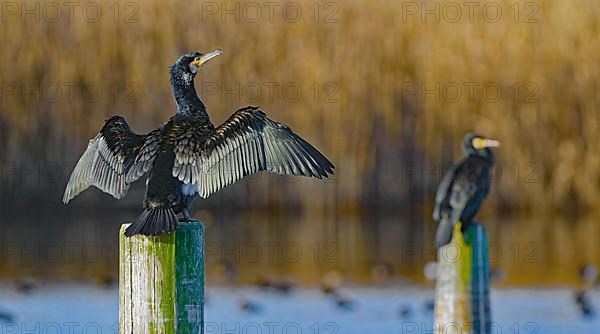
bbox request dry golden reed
[0,0,599,215]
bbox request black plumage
[64,50,335,236]
[433,133,500,248]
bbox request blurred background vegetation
[0,0,599,286]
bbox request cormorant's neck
[468,148,495,163]
[170,68,209,118]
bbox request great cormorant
[433,133,500,248]
[63,50,335,236]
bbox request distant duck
[271,279,294,294]
[15,277,36,294]
[433,133,500,248]
[333,292,354,310]
[423,299,435,313]
[92,274,116,288]
[64,50,334,236]
[574,290,595,318]
[320,270,342,295]
[397,304,412,318]
[253,276,293,294]
[240,298,261,313]
[254,275,273,289]
[0,310,14,323]
[320,283,336,296]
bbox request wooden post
[434,222,491,334]
[119,220,204,334]
[464,223,491,334]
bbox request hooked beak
[193,49,223,67]
[473,138,501,149]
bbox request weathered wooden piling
[434,222,491,334]
[119,220,204,334]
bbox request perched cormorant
[63,50,334,236]
[433,133,500,248]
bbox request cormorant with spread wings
[63,50,334,237]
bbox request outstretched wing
[63,116,151,203]
[172,106,335,198]
[125,127,162,183]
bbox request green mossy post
[119,220,204,334]
[434,222,491,334]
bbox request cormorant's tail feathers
[124,207,178,237]
[435,216,454,249]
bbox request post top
[177,220,204,231]
[120,220,204,235]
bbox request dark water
[1,204,597,287]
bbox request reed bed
[1,0,599,216]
